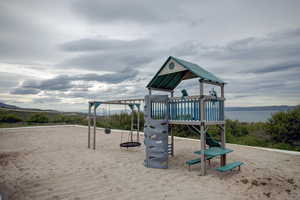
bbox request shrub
[226,120,249,137]
[28,113,49,123]
[0,114,23,123]
[51,115,66,123]
[266,106,300,145]
[63,115,85,124]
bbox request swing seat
[120,141,141,148]
[105,128,111,134]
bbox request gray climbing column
[144,95,169,169]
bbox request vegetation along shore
[1,106,299,151]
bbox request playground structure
[88,56,242,175]
[144,56,228,175]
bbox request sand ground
[0,126,299,200]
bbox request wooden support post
[221,84,224,98]
[88,103,91,148]
[199,80,205,121]
[93,105,96,150]
[220,124,226,166]
[200,123,206,175]
[221,84,225,121]
[201,99,205,121]
[220,84,226,165]
[199,80,204,97]
[170,91,174,156]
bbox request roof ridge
[170,56,225,84]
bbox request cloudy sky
[1,0,300,112]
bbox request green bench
[216,161,244,172]
[186,155,215,171]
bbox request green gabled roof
[147,56,225,91]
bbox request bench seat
[186,155,215,171]
[216,161,244,172]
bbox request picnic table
[194,147,233,166]
[194,147,233,156]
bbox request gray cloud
[10,68,138,95]
[223,70,300,97]
[186,27,300,63]
[60,50,156,72]
[0,72,20,93]
[11,88,40,95]
[71,0,188,24]
[77,68,138,83]
[247,62,300,74]
[22,77,74,91]
[32,97,62,104]
[0,1,60,65]
[59,37,158,71]
[61,38,151,52]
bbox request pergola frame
[87,99,143,150]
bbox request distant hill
[0,102,82,115]
[0,102,19,109]
[225,105,296,111]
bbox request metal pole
[200,123,206,175]
[131,107,134,142]
[93,105,96,150]
[88,103,91,148]
[137,105,140,142]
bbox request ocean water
[225,110,281,123]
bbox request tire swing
[120,103,141,148]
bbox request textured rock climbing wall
[144,95,169,169]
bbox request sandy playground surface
[0,126,300,200]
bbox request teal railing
[168,98,200,121]
[150,100,167,120]
[150,96,224,122]
[204,98,225,121]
